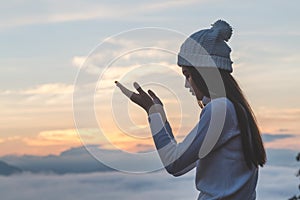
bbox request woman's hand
[115,81,163,113]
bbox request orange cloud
[264,135,300,150]
[0,129,105,156]
[1,83,74,95]
[22,129,101,147]
[18,128,154,155]
[256,107,300,134]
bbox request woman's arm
[114,81,223,176]
[172,161,198,176]
[159,120,198,176]
[148,105,212,176]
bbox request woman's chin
[195,95,204,101]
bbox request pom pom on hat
[211,20,233,42]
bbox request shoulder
[202,97,235,114]
[200,97,237,123]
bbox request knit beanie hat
[177,20,233,73]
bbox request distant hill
[0,139,298,175]
[0,160,22,176]
[1,146,114,174]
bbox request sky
[0,1,300,199]
[0,0,300,158]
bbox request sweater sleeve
[148,104,214,176]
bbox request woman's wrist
[148,104,167,124]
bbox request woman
[115,20,266,200]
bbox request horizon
[0,133,298,157]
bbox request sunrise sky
[0,0,299,156]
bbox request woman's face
[181,66,204,101]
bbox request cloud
[1,0,200,29]
[261,133,300,151]
[72,56,86,68]
[0,170,199,200]
[1,140,299,200]
[0,83,74,108]
[1,83,73,95]
[22,129,99,147]
[1,144,165,174]
[258,108,300,121]
[264,135,300,151]
[0,136,23,146]
[265,148,299,167]
[256,107,300,134]
[71,35,183,77]
[1,142,299,175]
[0,83,74,118]
[0,127,120,156]
[22,83,74,95]
[0,83,77,150]
[257,165,300,200]
[261,133,294,143]
[0,1,124,29]
[0,164,298,200]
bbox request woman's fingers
[148,89,163,105]
[148,89,157,98]
[116,81,162,105]
[133,82,146,94]
[115,81,158,113]
[115,81,135,98]
[115,81,142,103]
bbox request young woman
[115,20,266,200]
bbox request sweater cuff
[148,104,167,136]
[148,104,166,122]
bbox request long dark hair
[187,66,266,169]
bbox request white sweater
[148,97,258,200]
